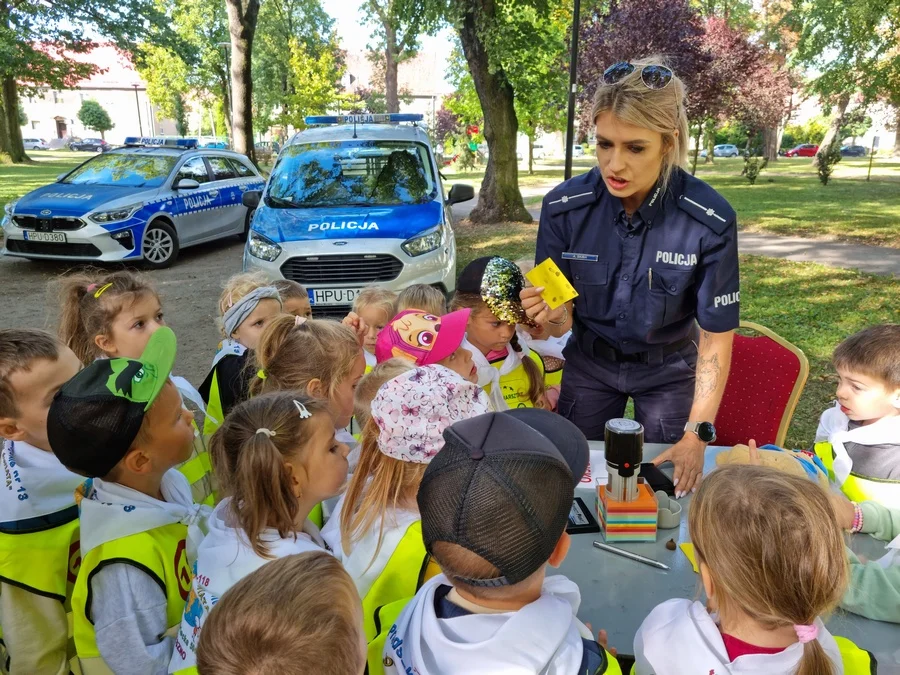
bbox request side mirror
[242,190,262,209]
[174,178,200,190]
[447,183,475,205]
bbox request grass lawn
[456,218,900,449]
[0,151,93,214]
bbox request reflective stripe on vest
[203,370,225,436]
[177,425,217,507]
[73,522,191,674]
[484,351,545,409]
[815,442,900,508]
[835,635,877,674]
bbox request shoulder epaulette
[676,174,736,235]
[544,168,603,216]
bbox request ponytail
[209,392,328,558]
[57,276,93,364]
[797,635,837,675]
[510,332,545,407]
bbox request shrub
[743,156,768,185]
[816,142,842,186]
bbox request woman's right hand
[520,286,565,327]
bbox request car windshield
[61,153,177,188]
[267,139,437,207]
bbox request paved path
[453,196,900,277]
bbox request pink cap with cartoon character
[375,308,471,366]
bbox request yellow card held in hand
[526,258,579,310]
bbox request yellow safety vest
[177,425,216,507]
[815,441,900,508]
[483,351,546,409]
[0,506,81,672]
[73,522,192,674]
[202,368,225,437]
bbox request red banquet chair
[714,321,809,448]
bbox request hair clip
[93,282,113,299]
[294,315,307,327]
[257,369,267,380]
[226,290,235,309]
[86,283,99,293]
[255,428,276,437]
[294,400,312,419]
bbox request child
[272,278,312,318]
[634,465,872,674]
[339,366,490,645]
[169,392,349,672]
[814,324,900,508]
[451,256,547,410]
[200,273,283,432]
[57,270,215,507]
[353,358,415,431]
[384,409,620,675]
[47,327,209,675]
[196,551,365,675]
[352,287,398,371]
[0,329,83,675]
[397,284,447,316]
[375,309,477,383]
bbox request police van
[1,137,265,269]
[241,114,474,315]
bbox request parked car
[2,137,265,269]
[202,140,229,149]
[711,144,739,157]
[573,145,585,157]
[23,138,49,151]
[69,138,110,152]
[840,145,867,157]
[785,144,819,157]
[532,144,547,160]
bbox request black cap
[503,408,589,487]
[418,412,577,587]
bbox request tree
[77,100,114,139]
[434,105,461,146]
[225,0,261,162]
[839,108,872,145]
[282,37,345,128]
[136,44,191,136]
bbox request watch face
[698,422,716,443]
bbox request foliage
[136,44,190,122]
[76,100,114,136]
[839,108,872,142]
[17,103,26,127]
[434,106,461,145]
[816,142,842,186]
[782,115,829,147]
[281,37,345,128]
[742,156,767,184]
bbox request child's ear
[122,447,153,475]
[0,418,26,441]
[306,379,324,398]
[94,333,117,357]
[548,531,571,568]
[282,460,304,498]
[891,388,900,409]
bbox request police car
[1,137,265,269]
[241,114,474,315]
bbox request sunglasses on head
[603,62,674,90]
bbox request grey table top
[552,442,900,663]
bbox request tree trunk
[690,122,702,175]
[528,134,533,175]
[383,21,400,114]
[218,71,234,142]
[457,1,530,224]
[1,77,26,163]
[892,105,900,156]
[704,119,715,164]
[813,92,849,166]
[225,0,259,163]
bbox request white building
[19,45,174,146]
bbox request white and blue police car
[1,137,265,269]
[241,114,474,316]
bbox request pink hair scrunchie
[793,623,818,644]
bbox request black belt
[574,322,694,364]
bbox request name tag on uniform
[561,252,599,262]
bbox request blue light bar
[122,136,198,149]
[304,113,424,125]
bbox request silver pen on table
[593,541,669,570]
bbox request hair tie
[294,315,307,327]
[255,428,276,437]
[257,369,267,380]
[86,283,98,293]
[793,624,818,644]
[92,282,113,299]
[294,400,312,419]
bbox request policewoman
[522,57,739,497]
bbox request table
[553,442,900,664]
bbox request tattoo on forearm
[696,352,721,400]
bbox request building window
[32,121,38,130]
[53,91,62,104]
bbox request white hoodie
[633,599,843,675]
[816,401,900,487]
[168,498,329,672]
[383,573,591,675]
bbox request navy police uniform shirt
[535,166,740,354]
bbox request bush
[816,142,842,186]
[743,156,768,185]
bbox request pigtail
[796,635,837,675]
[510,332,546,407]
[57,273,95,364]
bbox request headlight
[4,199,18,216]
[401,226,443,257]
[89,203,142,223]
[247,229,282,262]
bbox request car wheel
[237,208,255,242]
[141,220,180,269]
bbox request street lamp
[564,0,581,180]
[218,42,234,144]
[132,84,143,136]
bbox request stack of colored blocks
[596,481,659,542]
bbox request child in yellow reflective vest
[47,328,210,675]
[0,329,83,675]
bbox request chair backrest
[715,321,809,448]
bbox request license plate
[23,231,67,243]
[309,288,361,306]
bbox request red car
[785,144,819,157]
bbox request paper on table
[526,258,579,310]
[680,543,700,574]
[578,449,608,489]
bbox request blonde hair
[353,358,414,429]
[272,278,307,301]
[57,269,159,364]
[690,465,848,675]
[340,418,427,561]
[450,292,545,406]
[209,392,330,558]
[217,272,274,336]
[397,284,447,316]
[249,315,360,401]
[591,55,689,193]
[352,286,397,321]
[196,551,363,675]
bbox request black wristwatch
[684,421,717,444]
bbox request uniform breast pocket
[570,260,609,318]
[639,268,695,330]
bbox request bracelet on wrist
[850,502,864,533]
[548,305,568,327]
